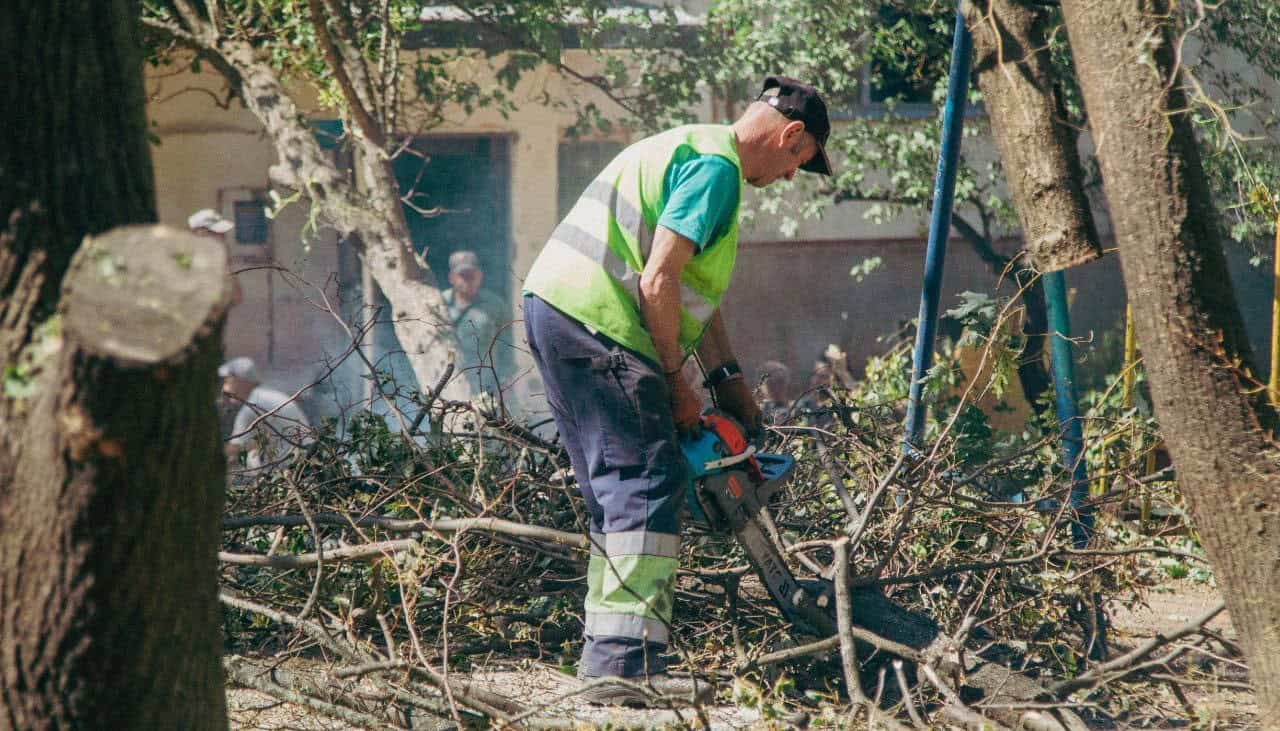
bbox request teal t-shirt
[658,151,740,252]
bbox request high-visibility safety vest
[523,125,743,364]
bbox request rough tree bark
[963,0,1102,272]
[1060,0,1280,719]
[0,2,228,727]
[143,4,469,402]
[2,228,231,729]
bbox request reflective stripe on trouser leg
[583,537,679,677]
[589,530,681,559]
[585,529,681,640]
[584,554,677,645]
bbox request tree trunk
[0,3,228,726]
[0,0,155,366]
[1060,0,1280,719]
[963,0,1102,272]
[2,226,231,729]
[1014,269,1052,411]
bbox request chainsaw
[682,412,838,636]
[681,417,1100,729]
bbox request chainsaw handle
[700,444,757,472]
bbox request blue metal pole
[1044,270,1093,547]
[903,3,973,451]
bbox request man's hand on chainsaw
[713,376,763,438]
[666,373,704,435]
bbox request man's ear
[780,120,806,146]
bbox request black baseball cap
[758,75,833,176]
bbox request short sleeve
[657,155,740,251]
[229,404,255,446]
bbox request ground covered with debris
[218,335,1258,729]
[227,580,1253,729]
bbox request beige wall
[148,73,348,403]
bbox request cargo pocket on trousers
[592,349,650,470]
[557,349,646,471]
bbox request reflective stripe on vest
[548,192,716,327]
[524,125,741,362]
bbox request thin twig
[833,538,867,703]
[893,660,924,727]
[224,513,589,550]
[1050,600,1227,695]
[220,539,419,569]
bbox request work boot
[578,673,715,708]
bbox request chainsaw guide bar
[683,412,837,637]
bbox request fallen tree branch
[223,513,589,550]
[220,592,522,721]
[225,656,404,730]
[220,539,419,569]
[231,655,492,727]
[1049,600,1227,695]
[852,543,1209,588]
[834,539,867,702]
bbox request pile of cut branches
[219,343,1246,729]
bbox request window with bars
[233,199,269,245]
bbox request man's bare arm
[639,226,697,375]
[695,310,735,370]
[640,226,704,432]
[697,306,763,434]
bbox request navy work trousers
[523,295,687,678]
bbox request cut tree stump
[0,225,230,729]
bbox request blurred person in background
[188,207,243,309]
[219,357,311,468]
[796,345,855,427]
[442,249,506,398]
[757,360,793,425]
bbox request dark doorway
[368,135,513,397]
[393,135,513,304]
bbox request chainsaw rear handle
[701,445,757,472]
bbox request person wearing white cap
[442,250,506,396]
[188,208,235,237]
[189,208,243,307]
[218,357,311,469]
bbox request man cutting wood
[522,76,833,707]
